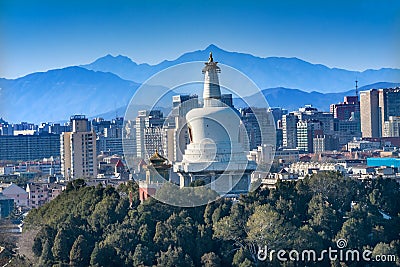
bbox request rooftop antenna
[355,79,359,97]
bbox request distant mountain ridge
[0,67,140,123]
[1,44,399,123]
[81,44,400,93]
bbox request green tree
[201,252,221,267]
[335,217,371,250]
[156,246,194,267]
[69,235,91,267]
[88,195,120,231]
[90,242,119,267]
[32,235,43,258]
[246,204,296,248]
[132,244,153,267]
[368,178,400,216]
[153,211,196,255]
[232,248,254,267]
[38,240,53,267]
[31,225,56,258]
[52,228,74,263]
[306,171,356,212]
[307,193,341,239]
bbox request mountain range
[82,44,400,93]
[0,44,399,123]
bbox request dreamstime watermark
[257,239,397,263]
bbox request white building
[61,115,97,180]
[174,53,256,195]
[0,183,28,207]
[288,162,346,178]
[26,182,65,209]
[347,137,381,151]
[247,144,275,165]
[383,116,400,137]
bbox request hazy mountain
[95,82,400,123]
[0,67,139,123]
[0,66,177,124]
[81,44,400,93]
[1,43,399,124]
[235,82,400,111]
[1,62,398,124]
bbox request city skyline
[1,0,400,78]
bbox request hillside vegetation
[17,173,400,266]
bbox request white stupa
[173,52,256,195]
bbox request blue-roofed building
[367,158,400,168]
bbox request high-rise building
[0,133,60,161]
[239,107,261,150]
[360,88,400,138]
[48,123,71,135]
[0,121,13,135]
[167,95,200,162]
[282,113,298,149]
[239,107,275,151]
[283,106,334,150]
[334,118,361,147]
[96,118,124,156]
[383,116,400,137]
[221,94,234,107]
[61,115,97,180]
[331,95,361,147]
[136,110,165,159]
[172,95,199,117]
[269,107,288,127]
[296,120,322,153]
[379,88,400,134]
[360,89,380,138]
[295,106,334,135]
[313,134,339,153]
[330,96,359,120]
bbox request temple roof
[149,150,168,165]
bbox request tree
[246,204,296,249]
[232,248,253,267]
[153,211,196,255]
[132,244,153,267]
[31,235,43,258]
[306,171,356,212]
[156,246,194,267]
[31,225,56,258]
[201,252,221,267]
[368,178,400,217]
[335,217,371,250]
[52,228,74,263]
[307,193,341,239]
[69,235,91,267]
[87,195,120,231]
[90,242,119,267]
[38,240,53,267]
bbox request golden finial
[208,52,213,63]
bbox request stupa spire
[202,52,222,107]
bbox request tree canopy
[17,173,400,266]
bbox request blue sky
[1,0,399,78]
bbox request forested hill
[17,173,400,266]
